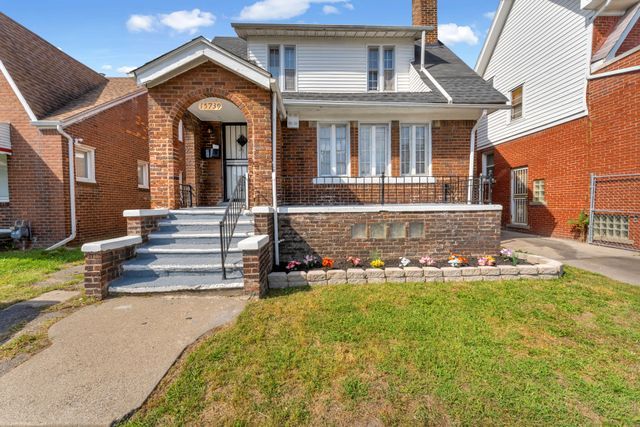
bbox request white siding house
[475,0,595,148]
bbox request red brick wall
[0,73,68,245]
[278,209,501,263]
[617,21,640,56]
[477,62,640,246]
[412,0,438,44]
[66,94,150,244]
[147,62,273,209]
[593,16,620,52]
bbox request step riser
[133,252,243,263]
[122,269,242,278]
[167,214,225,222]
[148,236,248,246]
[158,223,254,234]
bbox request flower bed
[268,252,563,289]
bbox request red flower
[322,257,335,269]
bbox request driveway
[0,294,247,426]
[502,230,640,286]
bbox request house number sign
[198,101,223,111]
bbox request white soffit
[0,123,11,155]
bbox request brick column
[238,235,272,297]
[391,121,400,176]
[123,209,169,242]
[82,236,142,299]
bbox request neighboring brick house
[475,0,640,250]
[0,13,150,247]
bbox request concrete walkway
[502,230,640,286]
[0,295,247,426]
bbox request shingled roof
[0,13,144,122]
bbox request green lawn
[126,267,640,426]
[0,249,84,309]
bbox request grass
[0,248,84,310]
[126,267,640,426]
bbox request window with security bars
[592,215,630,242]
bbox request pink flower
[347,256,362,267]
[419,256,436,266]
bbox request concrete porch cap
[274,204,503,214]
[123,209,170,218]
[237,235,270,251]
[81,236,142,253]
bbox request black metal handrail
[179,184,194,208]
[279,175,493,206]
[219,175,247,279]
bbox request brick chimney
[412,0,438,44]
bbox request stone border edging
[268,253,563,289]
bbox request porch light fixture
[236,134,248,147]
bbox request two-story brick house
[0,13,150,248]
[475,0,640,250]
[95,0,511,295]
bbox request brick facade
[278,209,501,263]
[147,61,273,210]
[84,245,136,299]
[477,19,639,247]
[412,0,438,44]
[242,241,272,297]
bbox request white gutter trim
[269,78,287,119]
[588,65,640,79]
[47,125,78,250]
[420,31,426,68]
[60,90,147,127]
[271,93,280,266]
[419,67,453,104]
[0,60,38,122]
[284,99,507,109]
[592,43,640,72]
[589,0,613,23]
[467,110,487,203]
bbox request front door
[511,167,528,225]
[223,124,248,200]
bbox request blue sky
[0,0,498,75]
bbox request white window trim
[312,176,436,185]
[399,123,432,176]
[137,160,150,189]
[366,45,397,93]
[358,122,391,177]
[508,84,525,124]
[269,44,297,92]
[0,154,8,202]
[75,143,96,184]
[482,152,495,177]
[316,122,350,177]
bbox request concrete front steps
[109,207,253,295]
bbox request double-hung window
[268,45,297,91]
[511,85,524,121]
[318,123,349,177]
[0,155,8,202]
[400,124,431,176]
[137,160,149,189]
[75,144,95,183]
[368,46,395,92]
[359,124,389,176]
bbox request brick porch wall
[278,209,501,264]
[147,61,273,210]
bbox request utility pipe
[271,93,280,266]
[47,125,77,250]
[467,110,488,203]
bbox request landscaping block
[327,270,347,284]
[268,272,288,289]
[367,278,386,284]
[365,268,385,279]
[425,277,444,283]
[444,276,463,282]
[306,270,326,283]
[463,276,483,282]
[537,263,561,275]
[404,267,424,281]
[461,267,481,276]
[423,267,443,278]
[348,278,367,285]
[288,271,308,287]
[441,267,462,277]
[347,269,366,279]
[517,265,538,275]
[479,266,500,276]
[385,268,405,279]
[499,265,519,275]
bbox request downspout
[467,110,488,203]
[47,125,77,250]
[271,93,280,266]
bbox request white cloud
[159,9,216,34]
[438,23,479,46]
[237,0,347,21]
[483,11,496,20]
[101,65,113,71]
[323,5,340,14]
[127,14,156,32]
[343,2,354,10]
[117,66,135,74]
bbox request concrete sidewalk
[502,230,640,286]
[0,294,247,426]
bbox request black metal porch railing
[179,184,194,208]
[219,175,247,279]
[279,174,493,206]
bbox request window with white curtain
[0,155,8,202]
[400,124,431,176]
[137,160,149,189]
[283,46,296,91]
[359,124,389,176]
[383,47,395,91]
[367,47,379,91]
[317,123,349,177]
[268,45,280,79]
